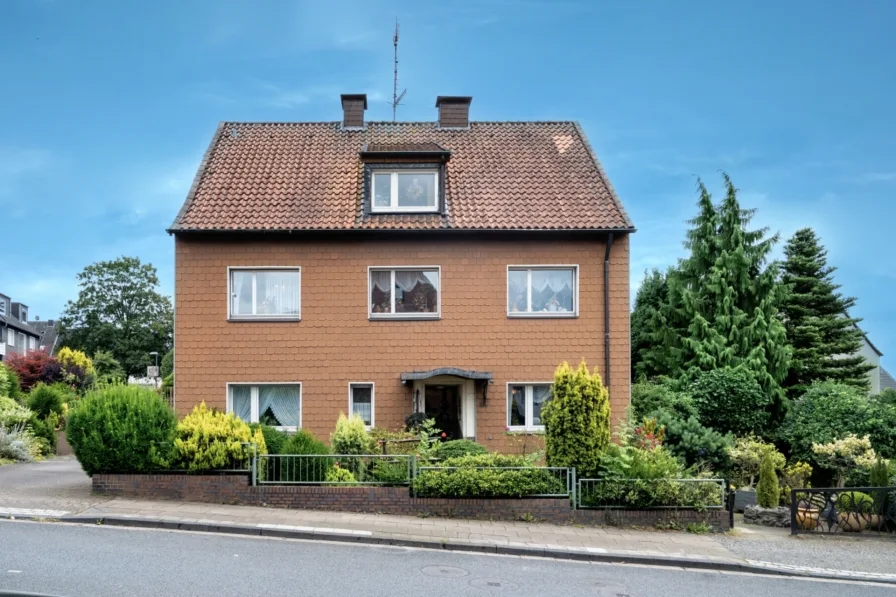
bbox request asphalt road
[1,521,892,597]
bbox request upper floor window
[228,383,301,431]
[20,309,27,321]
[371,171,438,213]
[0,300,7,316]
[369,267,440,319]
[229,268,300,320]
[507,266,578,317]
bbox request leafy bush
[325,464,357,484]
[780,382,896,462]
[262,429,331,483]
[161,349,174,378]
[172,402,266,472]
[412,453,564,498]
[282,428,328,455]
[330,413,374,455]
[249,423,289,455]
[437,439,487,460]
[599,443,684,480]
[780,461,812,505]
[756,453,780,508]
[371,459,411,485]
[6,350,62,392]
[29,413,57,455]
[2,364,24,404]
[812,434,876,487]
[689,368,770,436]
[92,350,126,385]
[654,410,733,472]
[839,491,874,515]
[876,388,896,407]
[0,424,42,462]
[0,396,33,428]
[66,385,176,476]
[542,360,610,479]
[870,457,891,487]
[369,427,418,455]
[27,383,66,419]
[631,377,698,421]
[0,366,9,399]
[404,412,429,432]
[728,436,784,489]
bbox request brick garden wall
[92,473,729,530]
[174,234,631,451]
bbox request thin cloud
[848,172,896,183]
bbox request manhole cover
[421,565,469,578]
[469,578,520,590]
[583,578,633,596]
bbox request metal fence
[412,466,574,499]
[791,487,896,536]
[257,454,416,485]
[577,478,727,510]
[150,441,258,485]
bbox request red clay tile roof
[365,142,447,153]
[170,121,633,232]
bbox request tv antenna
[391,19,407,122]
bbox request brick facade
[174,233,631,450]
[92,473,729,530]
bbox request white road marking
[0,507,70,518]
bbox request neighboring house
[168,94,634,447]
[0,292,42,362]
[881,366,896,392]
[859,332,883,395]
[28,318,61,355]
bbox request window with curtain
[349,383,374,427]
[228,384,301,430]
[230,269,301,319]
[7,330,15,346]
[507,266,576,316]
[507,383,552,431]
[369,267,440,318]
[372,171,438,212]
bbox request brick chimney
[340,94,367,128]
[436,96,472,128]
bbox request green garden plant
[325,463,357,484]
[412,453,564,498]
[330,413,374,455]
[249,423,289,455]
[0,424,42,462]
[869,457,891,487]
[811,434,877,488]
[66,385,176,476]
[728,436,784,490]
[26,383,66,419]
[2,364,24,405]
[689,368,771,436]
[630,377,698,421]
[653,410,733,472]
[756,453,780,508]
[541,360,610,479]
[172,402,266,472]
[0,396,33,428]
[780,461,812,505]
[437,439,487,460]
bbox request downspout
[603,232,615,389]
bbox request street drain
[420,565,469,578]
[469,577,520,590]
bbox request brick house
[168,95,634,450]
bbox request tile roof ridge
[219,120,580,126]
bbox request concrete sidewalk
[3,458,896,585]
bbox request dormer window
[371,170,439,213]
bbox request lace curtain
[531,269,572,293]
[370,270,436,292]
[257,271,300,315]
[351,386,372,424]
[258,385,300,427]
[231,386,252,421]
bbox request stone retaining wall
[92,473,730,530]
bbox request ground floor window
[507,383,552,431]
[228,383,301,431]
[349,383,374,427]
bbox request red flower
[441,432,447,438]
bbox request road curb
[15,514,884,586]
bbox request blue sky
[1,0,893,367]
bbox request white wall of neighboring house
[859,335,882,395]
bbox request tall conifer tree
[780,228,872,396]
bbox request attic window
[371,170,439,213]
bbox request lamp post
[149,351,159,367]
[149,351,160,388]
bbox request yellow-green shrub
[173,402,266,471]
[57,347,96,376]
[330,413,374,455]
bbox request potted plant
[837,491,874,532]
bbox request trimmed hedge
[437,439,487,460]
[66,386,176,476]
[412,453,565,498]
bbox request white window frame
[227,266,301,321]
[506,265,579,318]
[20,309,27,321]
[225,382,302,432]
[28,336,36,351]
[0,301,6,316]
[348,382,375,429]
[367,265,441,320]
[370,170,439,213]
[7,330,15,347]
[506,382,553,432]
